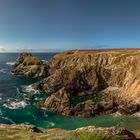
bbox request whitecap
[21,85,40,97]
[0,116,15,124]
[6,61,15,66]
[22,85,37,93]
[34,97,39,101]
[42,60,48,64]
[0,69,10,74]
[47,121,55,127]
[16,88,21,94]
[3,100,29,109]
[112,112,122,117]
[16,87,23,98]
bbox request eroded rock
[15,50,140,117]
[12,53,48,78]
[43,87,72,116]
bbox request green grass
[0,127,123,140]
[63,131,122,140]
[71,94,100,105]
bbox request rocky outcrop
[12,53,48,78]
[43,87,72,116]
[75,126,137,140]
[31,49,140,117]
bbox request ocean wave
[3,100,29,109]
[0,69,11,75]
[111,112,122,117]
[42,60,48,64]
[6,61,15,66]
[0,116,15,124]
[21,85,39,94]
[47,121,55,127]
[0,109,3,116]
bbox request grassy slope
[0,127,123,140]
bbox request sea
[0,53,140,131]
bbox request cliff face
[13,53,48,78]
[33,49,140,117]
[13,50,140,117]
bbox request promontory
[13,49,140,117]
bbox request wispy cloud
[16,47,33,52]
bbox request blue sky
[0,0,140,52]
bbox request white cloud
[0,46,6,52]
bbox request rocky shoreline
[13,49,140,118]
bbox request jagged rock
[72,100,98,117]
[118,104,140,115]
[12,53,48,78]
[75,126,137,140]
[43,87,72,116]
[27,126,43,133]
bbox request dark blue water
[0,53,140,131]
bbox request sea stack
[12,53,49,78]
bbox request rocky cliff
[13,49,140,117]
[33,49,140,117]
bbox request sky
[0,0,140,52]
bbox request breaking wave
[46,121,55,127]
[112,112,122,117]
[0,116,15,124]
[3,100,29,109]
[21,85,39,94]
[0,69,11,75]
[6,61,15,66]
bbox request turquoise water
[0,53,140,131]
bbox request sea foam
[0,69,10,74]
[3,100,29,109]
[6,62,15,66]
